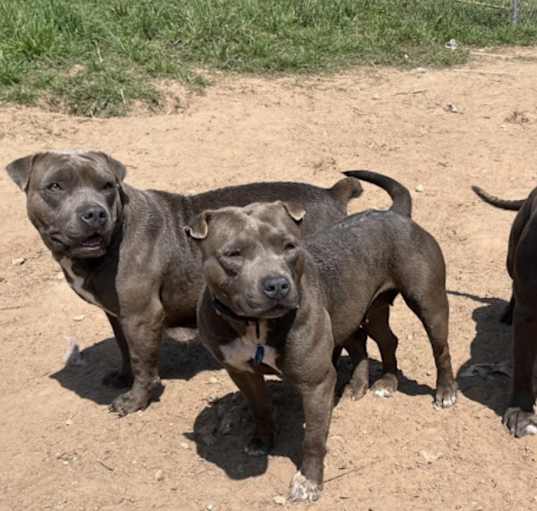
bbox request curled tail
[343,170,412,217]
[329,176,363,206]
[471,185,524,211]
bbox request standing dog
[5,150,362,415]
[473,184,537,437]
[189,171,457,502]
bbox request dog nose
[262,276,290,300]
[80,205,108,228]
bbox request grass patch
[1,0,536,116]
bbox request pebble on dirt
[273,495,287,505]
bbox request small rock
[419,450,442,463]
[414,67,427,74]
[415,184,424,193]
[11,257,26,266]
[180,442,190,449]
[155,469,164,481]
[208,377,218,385]
[56,272,64,280]
[73,315,85,322]
[273,495,286,506]
[65,419,73,426]
[206,504,215,511]
[446,103,460,114]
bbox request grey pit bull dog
[189,171,457,503]
[473,184,537,437]
[5,150,362,416]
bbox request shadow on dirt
[449,290,512,417]
[184,352,435,481]
[50,328,220,406]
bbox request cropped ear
[184,211,213,240]
[89,151,127,182]
[5,153,41,191]
[281,201,305,223]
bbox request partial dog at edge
[473,184,537,437]
[5,150,362,415]
[189,171,457,503]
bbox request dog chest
[59,258,116,316]
[219,321,281,375]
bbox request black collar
[212,298,261,338]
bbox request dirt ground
[2,47,537,511]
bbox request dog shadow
[449,290,513,416]
[184,380,304,480]
[185,352,432,482]
[50,328,220,406]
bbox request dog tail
[329,176,364,206]
[343,170,412,217]
[471,185,524,211]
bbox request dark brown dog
[5,150,362,415]
[473,184,537,437]
[190,171,457,502]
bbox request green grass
[1,0,536,117]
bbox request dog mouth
[80,234,104,249]
[257,303,296,319]
[48,232,107,255]
[241,299,298,319]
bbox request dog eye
[284,242,297,251]
[223,248,241,258]
[103,182,115,190]
[47,182,63,192]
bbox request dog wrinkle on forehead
[257,220,288,242]
[217,213,258,240]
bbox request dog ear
[184,211,212,240]
[5,153,40,191]
[89,151,127,182]
[281,201,305,223]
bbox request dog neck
[211,298,262,338]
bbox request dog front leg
[102,314,133,388]
[109,300,164,416]
[289,366,336,503]
[227,369,274,456]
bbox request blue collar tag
[254,344,265,365]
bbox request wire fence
[456,0,537,23]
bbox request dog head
[186,201,306,319]
[6,150,126,259]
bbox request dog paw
[288,471,321,503]
[244,436,273,457]
[503,407,537,437]
[342,381,368,401]
[434,383,457,409]
[109,389,149,416]
[102,370,133,389]
[371,374,398,398]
